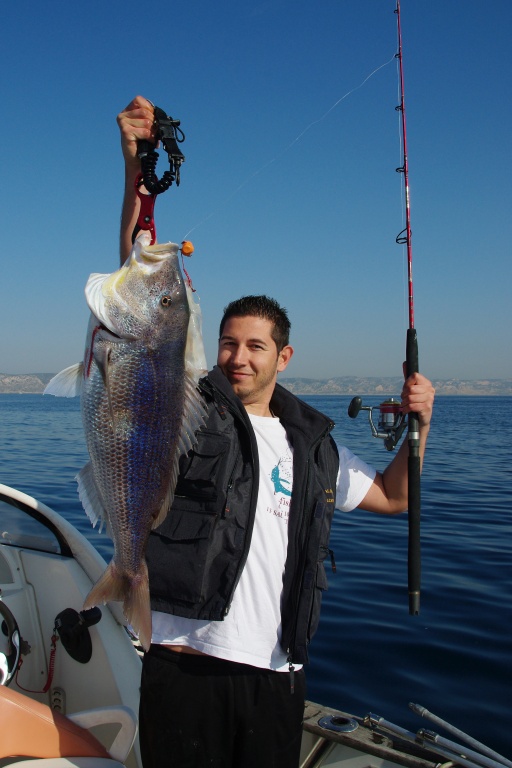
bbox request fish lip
[96,322,136,343]
[99,323,121,340]
[130,238,180,268]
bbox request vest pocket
[149,509,217,607]
[164,509,217,541]
[307,553,330,645]
[174,432,231,505]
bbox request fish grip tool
[132,105,186,244]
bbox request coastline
[1,373,511,397]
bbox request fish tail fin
[83,560,152,651]
[83,560,128,611]
[122,560,152,652]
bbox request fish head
[85,234,189,345]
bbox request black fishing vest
[146,366,340,664]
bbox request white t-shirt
[151,414,376,669]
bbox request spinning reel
[348,396,406,451]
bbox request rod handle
[406,328,421,615]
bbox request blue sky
[2,1,511,379]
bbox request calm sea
[1,393,511,755]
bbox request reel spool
[348,396,406,451]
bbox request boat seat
[0,686,137,767]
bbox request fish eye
[161,295,172,307]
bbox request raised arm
[358,372,435,514]
[117,96,156,264]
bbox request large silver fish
[45,233,207,650]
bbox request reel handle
[348,397,363,418]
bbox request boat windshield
[0,495,64,555]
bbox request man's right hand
[117,96,157,264]
[117,96,156,172]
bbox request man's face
[217,315,293,415]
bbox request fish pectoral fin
[43,363,84,397]
[152,506,169,531]
[92,343,117,427]
[179,373,209,455]
[76,462,110,535]
[151,466,179,531]
[92,341,112,385]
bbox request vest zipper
[223,474,235,517]
[287,656,296,694]
[218,397,259,617]
[320,545,337,573]
[286,421,335,661]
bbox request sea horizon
[1,372,512,397]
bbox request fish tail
[83,560,152,651]
[122,561,152,652]
[83,560,128,608]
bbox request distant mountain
[280,377,512,397]
[281,377,404,396]
[1,373,511,396]
[0,373,55,394]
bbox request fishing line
[181,54,396,241]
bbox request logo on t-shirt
[270,456,292,497]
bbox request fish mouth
[129,236,180,270]
[97,322,123,341]
[92,319,135,344]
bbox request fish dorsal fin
[76,461,112,537]
[44,363,84,397]
[184,282,208,384]
[151,371,208,530]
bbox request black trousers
[139,645,306,768]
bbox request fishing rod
[347,0,421,615]
[409,704,512,768]
[365,712,511,768]
[395,0,421,616]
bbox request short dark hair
[219,295,291,351]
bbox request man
[117,96,435,768]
